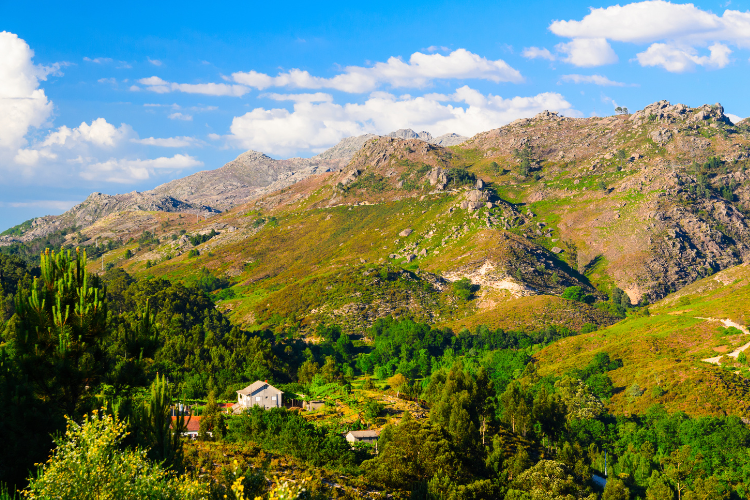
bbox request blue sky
[1,0,749,231]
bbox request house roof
[236,380,282,396]
[171,416,201,433]
[347,430,380,438]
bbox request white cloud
[168,112,192,121]
[549,1,750,71]
[522,47,556,60]
[80,154,203,183]
[0,32,55,155]
[138,76,250,96]
[559,74,630,86]
[556,38,618,67]
[425,46,450,53]
[129,85,140,91]
[148,57,162,66]
[98,77,116,84]
[726,113,744,124]
[14,148,57,166]
[263,92,334,103]
[132,136,199,147]
[636,42,732,72]
[42,118,128,148]
[231,48,523,93]
[223,87,574,156]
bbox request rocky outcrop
[387,128,467,146]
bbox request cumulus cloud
[148,57,163,66]
[231,49,523,93]
[132,136,199,147]
[0,31,55,154]
[726,113,744,124]
[42,118,129,148]
[223,87,574,156]
[80,154,203,183]
[559,74,631,86]
[636,42,732,71]
[556,38,618,67]
[549,1,750,71]
[522,47,556,60]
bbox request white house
[236,380,283,410]
[345,430,380,444]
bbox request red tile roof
[171,416,201,433]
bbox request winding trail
[699,317,750,365]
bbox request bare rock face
[629,100,731,128]
[399,228,413,237]
[650,128,673,146]
[387,129,467,146]
[428,167,448,189]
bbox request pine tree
[9,248,107,416]
[199,390,226,441]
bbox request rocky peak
[629,100,731,126]
[388,129,434,142]
[533,110,564,121]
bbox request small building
[236,380,283,410]
[345,430,380,444]
[304,400,325,411]
[171,416,201,439]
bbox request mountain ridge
[0,128,467,244]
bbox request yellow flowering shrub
[22,410,207,500]
[232,474,309,500]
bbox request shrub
[22,411,206,500]
[561,286,593,304]
[452,278,473,301]
[188,249,199,258]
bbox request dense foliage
[3,249,750,500]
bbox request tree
[511,460,596,500]
[9,248,107,416]
[199,390,226,441]
[22,410,206,500]
[662,445,702,500]
[500,381,532,435]
[452,278,473,301]
[136,374,188,469]
[603,478,630,500]
[297,359,319,384]
[561,286,592,303]
[647,470,675,500]
[362,416,460,492]
[685,476,729,500]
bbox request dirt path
[699,317,750,365]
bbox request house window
[255,396,261,401]
[271,396,276,401]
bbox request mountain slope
[534,262,750,417]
